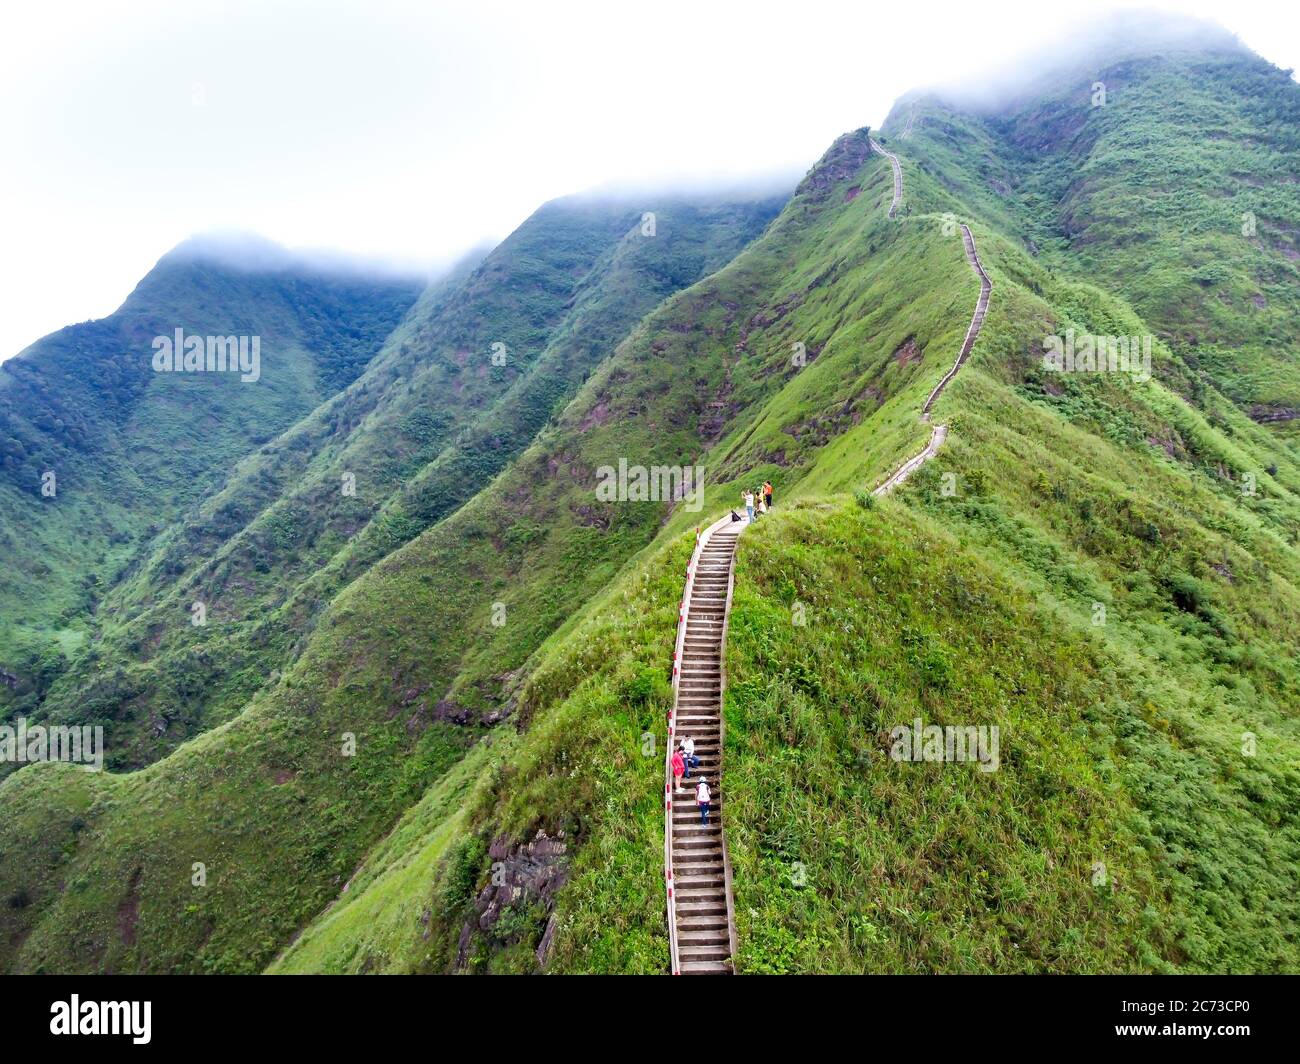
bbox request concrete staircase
[921,224,992,418]
[868,137,903,218]
[666,520,743,974]
[877,221,992,496]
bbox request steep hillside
[880,27,1300,435]
[0,237,423,666]
[5,193,783,769]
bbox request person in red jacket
[672,747,686,793]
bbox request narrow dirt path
[665,518,744,974]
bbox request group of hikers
[737,480,773,523]
[672,479,774,824]
[671,737,711,823]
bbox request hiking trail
[900,103,918,139]
[663,131,991,974]
[664,518,743,974]
[869,137,903,219]
[869,138,992,494]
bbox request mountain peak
[161,231,433,282]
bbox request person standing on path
[764,480,773,510]
[672,747,686,793]
[696,777,711,825]
[743,489,754,522]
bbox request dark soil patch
[118,867,142,947]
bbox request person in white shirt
[681,735,697,778]
[743,490,754,521]
[696,778,711,824]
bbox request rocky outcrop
[454,830,569,971]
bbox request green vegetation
[0,241,422,669]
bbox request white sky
[1,0,1296,361]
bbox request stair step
[675,891,726,904]
[679,942,731,957]
[673,858,723,871]
[673,880,725,893]
[673,841,722,855]
[675,898,725,912]
[676,875,724,890]
[677,916,729,931]
[679,960,731,974]
[678,932,730,947]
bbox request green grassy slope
[0,188,792,971]
[0,129,949,972]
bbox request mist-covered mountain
[0,238,425,668]
[1,13,1296,975]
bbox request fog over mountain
[3,0,1297,363]
[917,9,1252,113]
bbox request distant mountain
[0,239,425,669]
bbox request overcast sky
[1,0,1297,361]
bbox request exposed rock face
[795,130,873,203]
[454,830,569,971]
[1248,404,1299,424]
[390,678,516,731]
